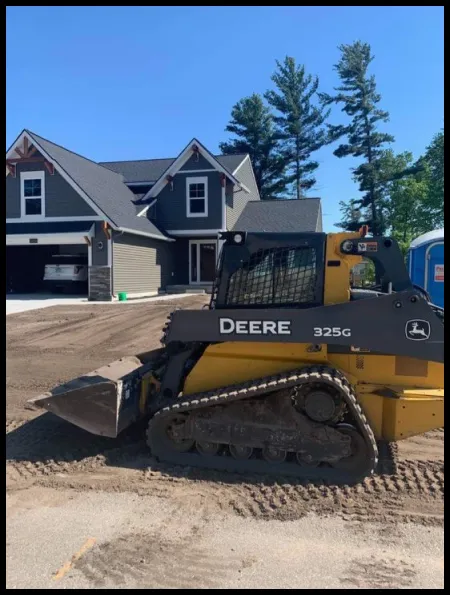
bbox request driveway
[6,292,199,316]
[6,294,87,315]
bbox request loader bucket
[28,348,166,438]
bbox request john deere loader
[30,230,444,482]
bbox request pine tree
[320,41,395,235]
[265,56,330,200]
[219,94,286,199]
[420,129,444,226]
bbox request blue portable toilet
[407,229,444,308]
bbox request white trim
[221,179,226,230]
[143,138,246,201]
[107,234,112,267]
[232,154,250,175]
[238,182,251,194]
[234,153,261,200]
[176,168,216,174]
[6,130,116,227]
[126,181,156,187]
[424,241,444,292]
[186,176,208,218]
[6,215,103,223]
[137,198,157,218]
[20,170,45,219]
[117,227,174,242]
[166,229,223,236]
[188,239,218,284]
[88,241,93,266]
[6,227,95,246]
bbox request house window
[186,176,208,217]
[21,171,45,217]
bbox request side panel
[112,232,173,294]
[410,245,426,288]
[183,343,444,441]
[165,291,444,363]
[426,243,444,308]
[6,149,97,218]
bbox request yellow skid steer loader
[30,230,444,482]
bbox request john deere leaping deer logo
[405,319,431,341]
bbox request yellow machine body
[183,232,444,442]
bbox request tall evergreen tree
[265,56,330,200]
[219,94,286,199]
[320,41,395,235]
[420,129,444,225]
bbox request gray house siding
[112,232,173,295]
[151,171,223,231]
[6,149,97,219]
[226,157,260,230]
[172,238,190,285]
[180,153,212,171]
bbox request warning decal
[357,241,378,253]
[434,264,444,282]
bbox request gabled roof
[142,139,250,202]
[7,130,171,242]
[233,198,323,233]
[99,153,248,184]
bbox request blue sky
[6,6,443,231]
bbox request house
[6,129,323,301]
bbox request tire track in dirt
[7,415,444,527]
[340,557,417,589]
[6,300,444,529]
[72,530,238,589]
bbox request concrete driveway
[6,292,199,315]
[6,294,87,315]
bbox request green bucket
[118,292,127,302]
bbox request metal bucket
[28,348,165,438]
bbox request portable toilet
[407,229,444,307]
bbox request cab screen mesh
[225,246,317,306]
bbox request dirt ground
[6,299,444,589]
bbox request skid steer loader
[29,230,444,482]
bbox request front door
[190,241,217,284]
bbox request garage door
[6,244,88,294]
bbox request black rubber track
[147,366,378,483]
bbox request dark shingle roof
[99,159,173,183]
[233,199,322,233]
[25,130,169,241]
[99,153,248,183]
